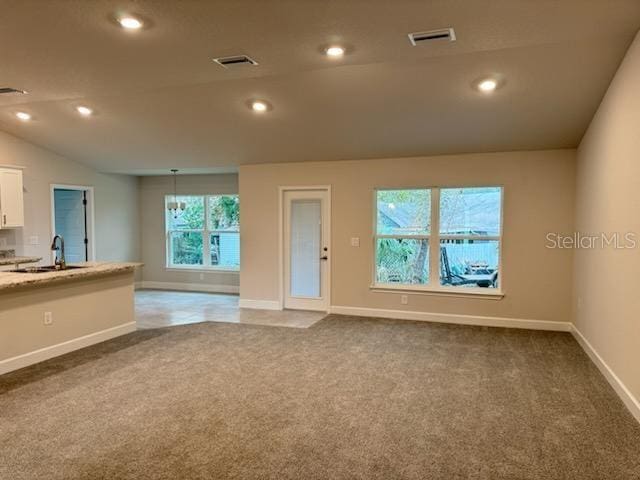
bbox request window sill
[370,284,504,299]
[166,266,240,274]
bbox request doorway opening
[50,185,95,263]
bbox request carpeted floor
[1,316,639,480]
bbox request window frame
[371,186,504,298]
[165,194,240,272]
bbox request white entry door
[283,189,330,311]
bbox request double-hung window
[166,194,239,270]
[374,187,502,293]
[375,189,431,285]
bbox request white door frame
[278,185,331,312]
[50,184,96,263]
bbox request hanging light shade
[167,169,186,217]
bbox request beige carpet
[1,315,639,479]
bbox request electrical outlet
[350,237,360,247]
[199,273,204,280]
[29,236,39,245]
[400,295,408,305]
[44,311,53,325]
[577,297,583,309]
[0,237,6,248]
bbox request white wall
[574,32,640,412]
[138,174,239,292]
[240,149,576,325]
[0,271,136,372]
[0,130,140,265]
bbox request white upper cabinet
[0,168,25,228]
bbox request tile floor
[135,289,327,329]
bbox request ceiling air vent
[408,28,456,46]
[212,55,259,68]
[0,87,27,95]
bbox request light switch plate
[350,237,360,247]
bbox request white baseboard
[239,299,282,310]
[0,322,137,376]
[329,305,572,331]
[140,281,239,294]
[571,325,640,424]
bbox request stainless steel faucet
[51,235,66,270]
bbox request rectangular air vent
[212,55,259,68]
[408,28,456,46]
[0,87,27,95]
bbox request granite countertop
[0,262,142,292]
[0,256,42,266]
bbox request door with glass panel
[283,189,330,311]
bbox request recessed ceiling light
[325,46,345,57]
[15,112,31,121]
[118,16,143,30]
[251,101,268,113]
[76,106,93,117]
[478,79,498,93]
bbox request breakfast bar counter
[0,262,141,291]
[0,262,142,375]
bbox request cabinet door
[0,169,25,228]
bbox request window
[166,194,239,270]
[374,187,502,293]
[375,189,431,285]
[208,195,240,268]
[439,187,501,289]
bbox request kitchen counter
[0,261,141,292]
[0,255,41,266]
[0,261,142,375]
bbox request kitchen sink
[9,265,87,273]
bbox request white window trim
[372,186,504,297]
[164,266,240,274]
[165,194,240,271]
[369,283,504,299]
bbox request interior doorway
[281,187,331,312]
[50,185,95,263]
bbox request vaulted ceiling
[1,0,639,174]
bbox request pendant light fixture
[167,169,186,218]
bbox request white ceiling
[1,0,639,174]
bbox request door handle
[320,256,328,260]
